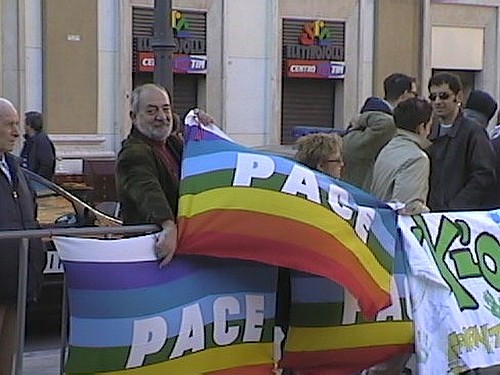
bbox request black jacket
[490,136,500,208]
[20,132,56,180]
[428,113,496,211]
[0,154,45,303]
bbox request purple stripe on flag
[63,256,203,290]
[185,125,224,142]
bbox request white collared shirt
[0,153,12,183]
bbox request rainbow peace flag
[178,123,399,319]
[53,235,277,375]
[282,250,413,374]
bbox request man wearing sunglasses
[427,73,495,211]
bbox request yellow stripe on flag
[285,321,413,352]
[68,343,273,375]
[179,187,390,293]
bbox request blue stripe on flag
[68,266,277,318]
[68,292,276,347]
[291,275,344,303]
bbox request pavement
[22,326,63,375]
[23,349,62,375]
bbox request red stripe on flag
[281,344,414,375]
[178,211,390,318]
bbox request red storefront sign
[285,59,345,79]
[137,52,207,74]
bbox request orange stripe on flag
[178,210,390,318]
[282,344,414,375]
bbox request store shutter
[281,78,335,144]
[173,75,198,119]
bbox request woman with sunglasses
[294,132,344,178]
[427,73,495,211]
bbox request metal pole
[14,238,29,375]
[152,0,176,95]
[59,275,68,375]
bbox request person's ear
[456,91,464,105]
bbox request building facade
[1,0,500,175]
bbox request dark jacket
[462,108,490,128]
[428,113,496,211]
[116,127,183,225]
[343,111,396,190]
[21,132,56,180]
[490,135,500,208]
[0,154,45,303]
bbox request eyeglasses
[327,158,343,164]
[428,92,451,102]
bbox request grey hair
[130,83,170,114]
[0,98,17,119]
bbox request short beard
[136,122,171,142]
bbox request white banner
[400,211,500,374]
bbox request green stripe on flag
[65,319,275,373]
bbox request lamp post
[152,0,176,96]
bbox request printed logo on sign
[290,64,316,73]
[448,323,500,374]
[330,62,345,76]
[44,250,63,274]
[173,55,207,74]
[300,20,331,46]
[410,215,500,311]
[141,57,155,68]
[172,10,190,38]
[403,213,500,373]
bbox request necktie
[0,158,12,184]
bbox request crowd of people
[306,72,499,218]
[1,72,500,373]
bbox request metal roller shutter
[173,75,198,119]
[281,19,343,144]
[131,72,198,120]
[281,78,335,144]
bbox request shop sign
[134,10,207,74]
[172,10,190,38]
[285,59,345,79]
[135,11,206,55]
[173,55,207,74]
[138,52,155,72]
[283,20,344,61]
[137,52,207,74]
[282,19,345,79]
